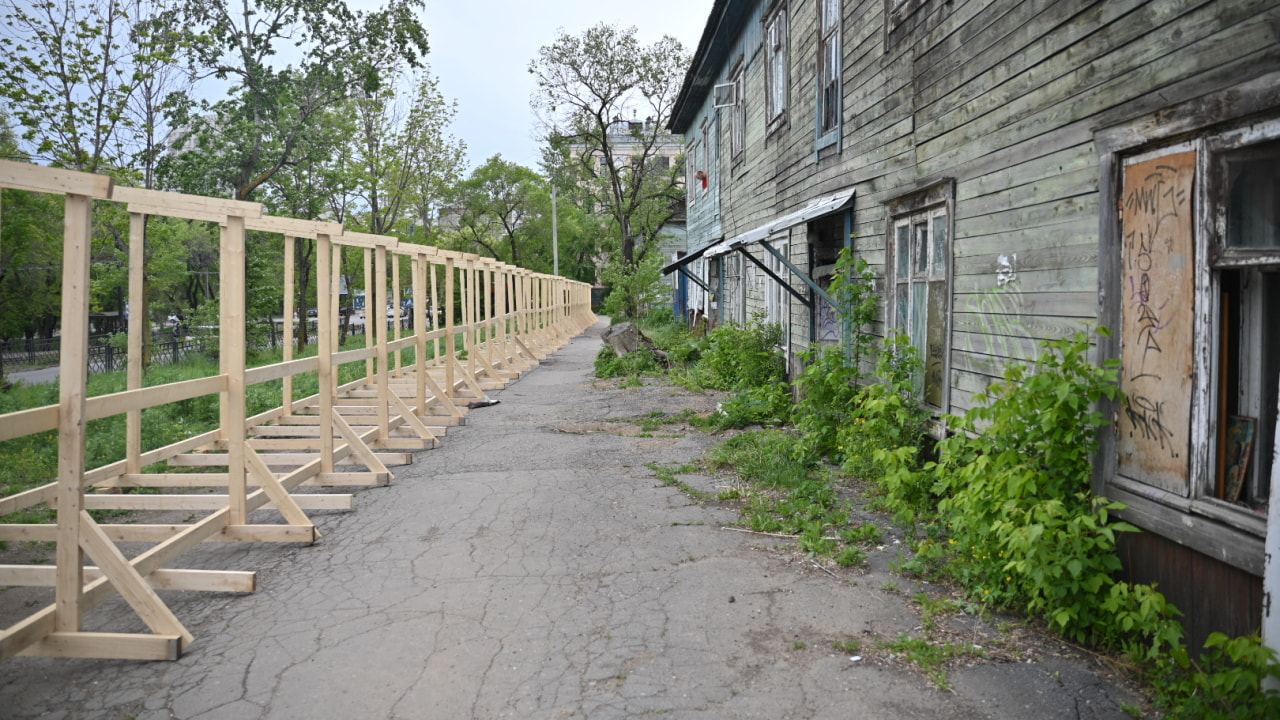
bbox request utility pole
[551,182,559,277]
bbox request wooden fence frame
[0,160,595,662]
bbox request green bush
[925,331,1128,639]
[1159,633,1280,719]
[696,316,785,391]
[839,335,931,483]
[793,344,862,459]
[601,255,666,321]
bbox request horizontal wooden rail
[0,159,596,664]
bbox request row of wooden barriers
[0,160,596,663]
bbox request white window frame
[764,4,789,131]
[730,63,745,162]
[889,202,951,410]
[686,139,699,207]
[816,0,841,152]
[1202,124,1280,511]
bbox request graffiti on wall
[1117,151,1195,494]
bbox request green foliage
[531,23,689,265]
[600,254,666,321]
[594,345,663,379]
[703,383,792,430]
[1099,581,1185,664]
[1158,633,1280,719]
[696,317,785,392]
[792,344,863,458]
[704,429,812,490]
[825,249,879,371]
[0,0,140,172]
[839,335,932,482]
[925,331,1127,640]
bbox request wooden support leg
[77,511,195,648]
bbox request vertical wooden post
[429,259,441,365]
[54,193,93,633]
[126,212,145,473]
[413,254,428,414]
[331,243,342,397]
[391,253,402,376]
[374,244,390,442]
[496,266,508,367]
[445,257,455,397]
[281,235,296,416]
[363,247,374,380]
[317,233,335,473]
[483,263,495,374]
[220,216,248,525]
[465,260,476,379]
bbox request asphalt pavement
[0,318,1145,719]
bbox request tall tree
[529,23,688,266]
[165,0,430,202]
[338,67,466,238]
[0,0,142,172]
[450,155,542,265]
[446,156,597,283]
[0,112,63,348]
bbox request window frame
[885,181,954,413]
[815,0,841,154]
[764,3,789,134]
[686,138,699,207]
[1092,78,1280,574]
[1203,127,1280,511]
[730,61,746,163]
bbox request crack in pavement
[0,322,1145,719]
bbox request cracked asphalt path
[0,318,1143,719]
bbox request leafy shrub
[793,344,862,459]
[839,335,932,483]
[601,255,666,321]
[696,316,785,392]
[1159,633,1280,719]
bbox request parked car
[307,308,318,317]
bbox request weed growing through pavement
[880,633,987,692]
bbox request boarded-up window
[1117,151,1196,494]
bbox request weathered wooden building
[665,0,1280,653]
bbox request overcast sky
[414,0,714,173]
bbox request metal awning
[660,239,720,276]
[705,188,856,326]
[719,188,855,253]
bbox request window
[687,140,699,206]
[1113,127,1280,513]
[765,240,789,327]
[1208,135,1280,509]
[817,0,841,148]
[890,204,950,408]
[700,118,711,197]
[730,64,745,161]
[764,5,789,129]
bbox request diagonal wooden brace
[77,511,195,647]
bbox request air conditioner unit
[713,81,737,108]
